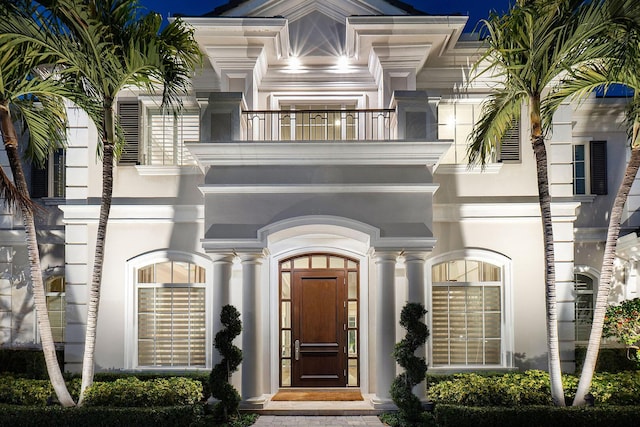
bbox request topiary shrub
[209,304,242,421]
[390,302,430,426]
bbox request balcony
[241,109,396,142]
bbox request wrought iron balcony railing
[241,109,396,142]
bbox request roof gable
[203,0,428,19]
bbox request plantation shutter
[31,165,48,198]
[117,101,140,165]
[590,140,607,195]
[499,119,520,162]
[138,287,206,367]
[147,110,199,165]
[431,285,502,366]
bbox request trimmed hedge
[575,347,638,373]
[93,372,211,400]
[428,370,640,406]
[434,404,640,427]
[81,377,202,407]
[0,376,202,407]
[0,404,203,427]
[0,349,64,379]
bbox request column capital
[372,250,400,264]
[209,252,236,264]
[403,251,430,263]
[236,249,267,264]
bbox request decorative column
[404,251,428,400]
[239,251,266,405]
[210,253,234,366]
[373,251,398,405]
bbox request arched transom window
[136,261,206,367]
[431,259,503,367]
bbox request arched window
[430,253,511,368]
[45,276,65,342]
[574,269,597,342]
[135,260,206,367]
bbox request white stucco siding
[432,217,548,370]
[92,220,206,370]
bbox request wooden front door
[291,270,346,387]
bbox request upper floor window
[117,101,200,166]
[431,258,504,367]
[573,141,607,195]
[281,104,357,141]
[438,103,520,165]
[31,149,65,198]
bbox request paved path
[253,415,385,426]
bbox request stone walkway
[253,415,385,426]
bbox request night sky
[138,0,514,33]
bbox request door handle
[294,339,300,361]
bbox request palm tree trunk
[573,138,640,406]
[530,96,565,406]
[0,106,75,407]
[78,105,115,405]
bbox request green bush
[575,346,638,372]
[0,377,54,406]
[210,305,243,421]
[82,377,202,407]
[0,348,64,379]
[0,404,203,427]
[390,303,429,426]
[92,372,210,399]
[433,404,640,427]
[428,370,640,406]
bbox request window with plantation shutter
[45,276,65,342]
[499,119,520,162]
[574,272,595,342]
[118,101,140,165]
[431,259,503,367]
[30,149,65,198]
[573,141,607,195]
[136,260,206,367]
[145,109,199,166]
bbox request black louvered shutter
[499,119,521,162]
[31,164,48,198]
[118,101,140,164]
[590,140,607,195]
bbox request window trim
[426,249,514,371]
[573,140,607,196]
[125,250,213,370]
[574,266,599,343]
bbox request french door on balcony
[281,105,356,141]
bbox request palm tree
[467,0,613,406]
[543,0,640,405]
[0,2,76,407]
[0,0,200,404]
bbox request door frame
[277,253,361,388]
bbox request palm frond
[467,90,525,166]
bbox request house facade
[1,0,640,407]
